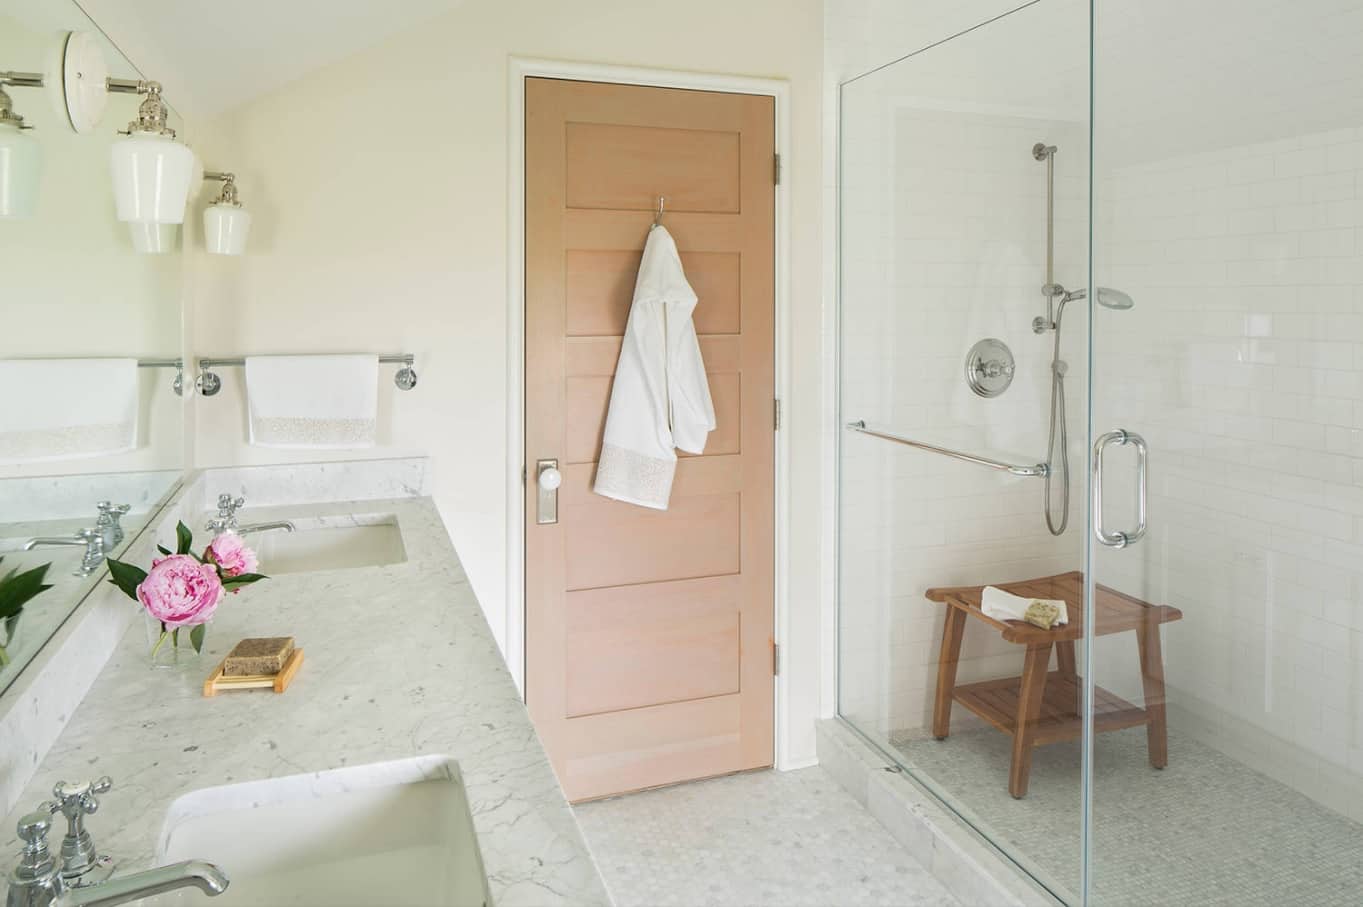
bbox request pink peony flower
[137,555,224,629]
[205,533,259,578]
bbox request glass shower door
[1088,2,1363,903]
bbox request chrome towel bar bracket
[846,420,1049,478]
[195,355,418,397]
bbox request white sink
[248,518,406,575]
[147,756,490,907]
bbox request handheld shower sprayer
[1032,140,1135,536]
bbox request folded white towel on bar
[0,358,139,463]
[245,355,378,449]
[981,585,1070,629]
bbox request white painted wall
[188,0,827,764]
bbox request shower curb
[817,719,1063,907]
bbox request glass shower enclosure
[837,2,1363,904]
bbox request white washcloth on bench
[981,585,1070,626]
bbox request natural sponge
[223,636,295,676]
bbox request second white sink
[247,518,406,575]
[148,756,490,907]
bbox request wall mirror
[0,0,187,692]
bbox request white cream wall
[188,0,827,764]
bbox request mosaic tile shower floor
[892,725,1363,906]
[573,766,960,907]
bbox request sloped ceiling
[74,0,464,117]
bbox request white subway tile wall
[1091,127,1363,822]
[838,75,1090,740]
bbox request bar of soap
[223,637,295,676]
[1023,601,1061,630]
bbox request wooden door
[525,77,776,802]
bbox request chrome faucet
[205,494,294,537]
[93,504,130,551]
[237,520,295,536]
[22,532,105,578]
[5,777,228,907]
[204,494,245,536]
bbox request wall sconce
[128,221,179,254]
[202,171,250,255]
[107,78,193,224]
[0,71,44,219]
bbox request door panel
[564,575,742,717]
[565,123,743,212]
[564,372,741,465]
[525,77,775,801]
[565,249,742,336]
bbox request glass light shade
[203,203,251,255]
[128,221,178,254]
[0,122,41,219]
[110,132,194,224]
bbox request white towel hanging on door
[594,225,715,510]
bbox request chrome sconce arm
[0,71,45,129]
[203,171,240,206]
[104,78,176,137]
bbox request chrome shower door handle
[1092,429,1147,549]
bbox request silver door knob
[537,466,562,491]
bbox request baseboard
[817,718,1064,907]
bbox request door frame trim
[507,57,795,769]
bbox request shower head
[1060,286,1134,310]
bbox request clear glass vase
[143,613,205,669]
[0,614,19,668]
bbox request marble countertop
[1,495,610,906]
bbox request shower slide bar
[845,420,1049,479]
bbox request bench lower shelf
[953,671,1149,748]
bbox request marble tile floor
[891,725,1363,907]
[573,766,962,907]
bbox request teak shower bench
[925,571,1182,798]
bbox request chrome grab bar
[1092,429,1147,548]
[845,421,1049,478]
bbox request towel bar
[195,355,418,396]
[845,420,1048,478]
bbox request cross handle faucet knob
[53,776,112,817]
[216,494,245,513]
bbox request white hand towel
[245,355,379,449]
[0,358,139,463]
[594,226,716,510]
[981,586,1070,628]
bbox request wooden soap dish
[203,648,304,697]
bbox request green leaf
[105,559,148,602]
[0,562,55,619]
[156,544,172,557]
[175,521,193,556]
[221,572,269,590]
[189,624,206,653]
